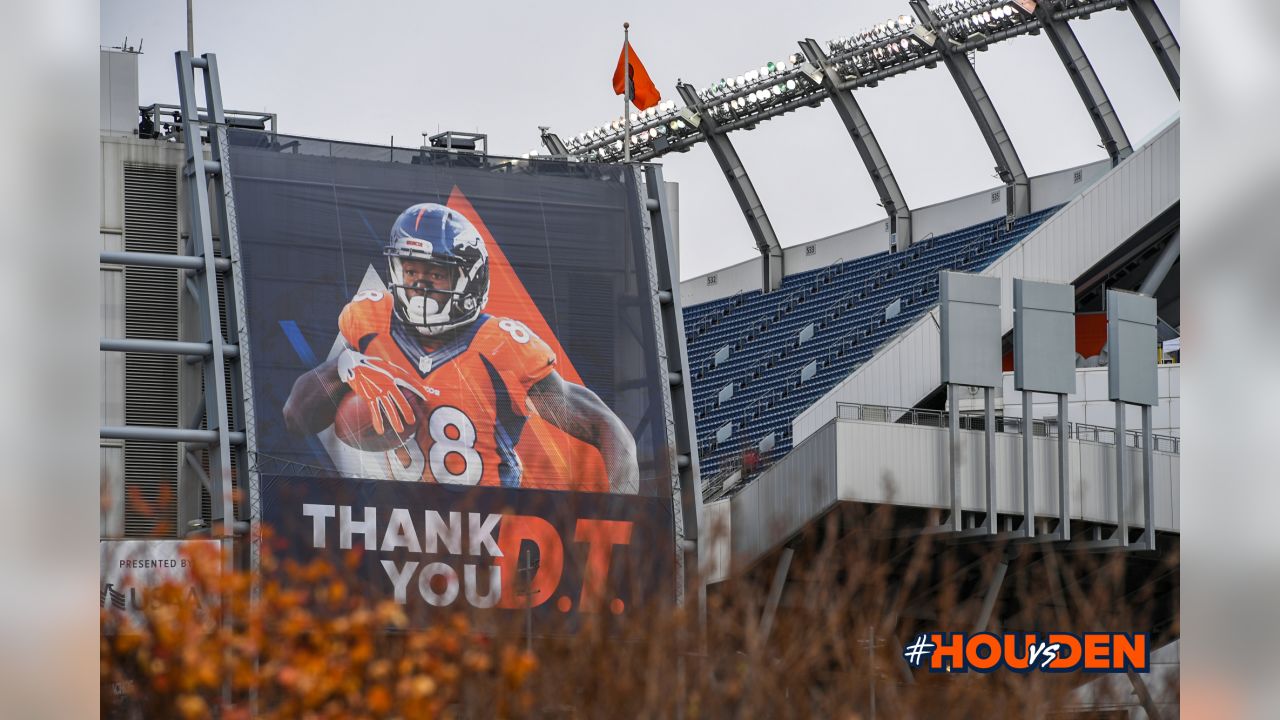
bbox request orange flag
[612,40,661,111]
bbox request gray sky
[102,0,1179,280]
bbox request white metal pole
[623,22,632,162]
[1058,393,1071,540]
[187,0,195,56]
[984,386,996,534]
[1115,400,1128,546]
[949,383,961,531]
[1141,404,1155,550]
[1023,389,1034,538]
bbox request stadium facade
[101,0,1180,713]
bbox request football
[331,391,421,452]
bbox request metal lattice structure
[542,0,1178,286]
[100,52,253,569]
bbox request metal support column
[948,383,963,532]
[1138,231,1179,296]
[759,546,794,644]
[176,51,237,541]
[910,1,1030,219]
[1114,400,1129,547]
[983,386,997,534]
[798,39,913,249]
[642,165,705,632]
[971,546,1015,632]
[1058,394,1071,540]
[1128,0,1180,98]
[1022,390,1035,538]
[1139,404,1156,551]
[1034,4,1132,165]
[202,54,258,556]
[1127,668,1165,720]
[676,82,785,292]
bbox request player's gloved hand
[336,348,421,435]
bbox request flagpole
[623,22,632,163]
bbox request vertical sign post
[939,271,1002,535]
[1013,279,1076,540]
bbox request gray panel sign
[1013,279,1076,394]
[939,271,1001,388]
[1107,289,1158,406]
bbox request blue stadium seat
[683,207,1061,489]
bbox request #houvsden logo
[902,632,1150,673]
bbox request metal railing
[836,402,1180,453]
[138,103,277,141]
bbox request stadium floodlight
[555,0,1122,163]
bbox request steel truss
[1035,2,1133,165]
[677,82,786,292]
[545,0,1177,289]
[799,38,914,249]
[1128,0,1179,97]
[632,162,707,620]
[99,52,255,564]
[558,0,1143,166]
[911,0,1030,221]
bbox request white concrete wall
[699,499,731,584]
[100,135,191,538]
[678,158,1110,306]
[681,255,762,306]
[728,417,1179,569]
[792,119,1180,443]
[100,49,138,137]
[731,422,840,566]
[832,420,1177,533]
[780,223,889,278]
[1002,364,1180,438]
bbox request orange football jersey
[337,289,564,488]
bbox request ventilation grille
[122,163,180,538]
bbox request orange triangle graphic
[445,187,605,492]
[445,188,583,386]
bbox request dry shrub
[102,506,1177,718]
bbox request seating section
[683,208,1060,499]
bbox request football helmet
[384,203,490,336]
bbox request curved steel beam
[1127,0,1179,97]
[677,81,785,292]
[799,38,914,249]
[539,128,570,157]
[1036,2,1132,165]
[910,0,1030,218]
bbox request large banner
[228,133,676,627]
